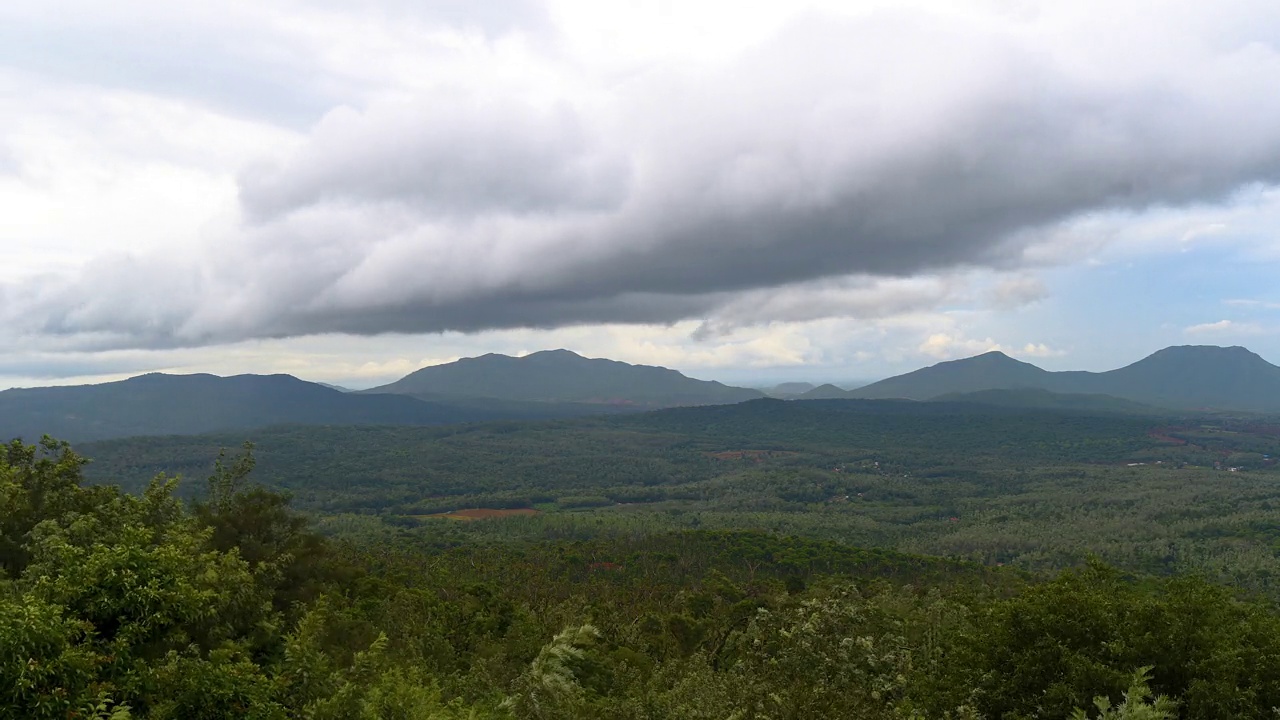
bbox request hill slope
[763,382,817,398]
[930,388,1165,414]
[849,351,1053,400]
[1082,346,1280,411]
[364,349,763,407]
[0,373,508,443]
[848,345,1280,412]
[799,383,853,399]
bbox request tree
[1071,668,1178,720]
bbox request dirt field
[705,449,799,461]
[420,508,542,521]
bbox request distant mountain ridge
[0,350,766,443]
[762,382,816,398]
[849,351,1051,399]
[0,373,511,443]
[800,383,853,400]
[363,349,764,407]
[849,345,1280,413]
[7,345,1279,444]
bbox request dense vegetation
[10,396,1280,717]
[83,399,1280,594]
[9,434,1280,718]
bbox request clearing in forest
[421,508,542,521]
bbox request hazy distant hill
[799,383,853,399]
[363,349,764,407]
[0,373,510,443]
[1074,345,1280,411]
[763,382,816,398]
[850,345,1280,413]
[850,351,1051,400]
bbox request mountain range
[361,349,763,407]
[761,382,817,398]
[0,350,762,442]
[0,373,512,443]
[841,345,1280,412]
[4,345,1279,443]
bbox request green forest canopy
[6,436,1280,718]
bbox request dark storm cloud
[8,4,1280,350]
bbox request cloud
[918,332,1062,360]
[0,0,554,126]
[690,276,963,340]
[238,95,630,219]
[1184,319,1266,335]
[1019,343,1065,358]
[988,274,1048,310]
[918,333,1002,360]
[1225,298,1280,310]
[7,1,1280,352]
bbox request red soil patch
[425,508,541,521]
[1148,428,1188,445]
[705,449,799,461]
[1243,425,1280,438]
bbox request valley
[8,345,1280,719]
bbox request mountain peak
[849,350,1049,400]
[462,349,590,365]
[522,349,594,364]
[849,344,1280,411]
[1145,344,1265,360]
[365,350,761,406]
[0,371,495,443]
[1127,345,1276,373]
[800,383,850,399]
[1094,345,1280,411]
[959,350,1031,365]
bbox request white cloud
[1225,298,1280,310]
[1183,319,1268,335]
[7,1,1280,351]
[917,333,1003,360]
[988,274,1048,310]
[1020,342,1065,358]
[4,0,1280,386]
[917,332,1062,361]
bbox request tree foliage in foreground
[9,437,1280,718]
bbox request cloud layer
[6,1,1280,353]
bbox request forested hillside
[850,345,1280,412]
[363,349,763,407]
[8,436,1280,718]
[0,373,499,442]
[13,381,1280,719]
[0,373,650,443]
[80,399,1280,596]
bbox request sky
[3,0,1280,390]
